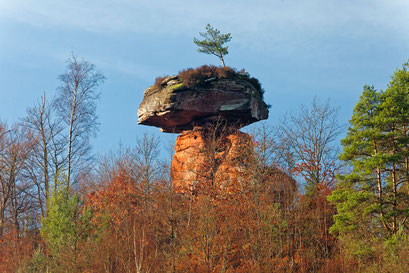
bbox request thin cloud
[1,0,408,41]
[0,0,407,74]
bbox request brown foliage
[0,229,40,272]
[85,170,180,272]
[153,75,170,90]
[290,184,338,272]
[152,65,264,97]
[178,65,235,88]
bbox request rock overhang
[137,66,269,133]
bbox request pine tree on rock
[194,24,232,67]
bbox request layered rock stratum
[137,66,269,133]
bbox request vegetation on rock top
[153,65,265,98]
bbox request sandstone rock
[170,127,297,203]
[137,67,269,133]
[171,128,253,192]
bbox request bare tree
[0,123,37,237]
[279,97,343,193]
[0,122,10,236]
[23,93,66,216]
[131,134,161,203]
[54,55,105,186]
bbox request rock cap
[137,65,269,133]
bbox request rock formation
[137,66,270,192]
[171,127,253,192]
[137,66,269,133]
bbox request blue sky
[1,0,408,156]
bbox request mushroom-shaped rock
[137,66,269,133]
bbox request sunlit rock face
[170,127,253,192]
[169,127,297,201]
[137,69,269,133]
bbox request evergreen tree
[329,62,409,265]
[379,62,409,233]
[40,176,93,270]
[194,24,231,67]
[329,85,388,235]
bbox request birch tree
[23,94,66,216]
[54,55,105,186]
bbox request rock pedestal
[170,128,253,192]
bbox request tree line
[0,55,104,241]
[0,56,409,272]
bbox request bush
[152,65,265,99]
[153,75,169,90]
[178,65,235,87]
[18,246,48,273]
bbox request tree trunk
[373,139,390,233]
[220,56,226,67]
[392,163,397,233]
[67,85,78,186]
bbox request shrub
[178,65,235,87]
[151,65,265,98]
[153,75,169,90]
